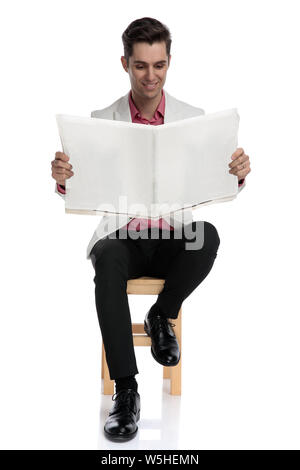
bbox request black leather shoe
[144,308,180,367]
[104,389,140,442]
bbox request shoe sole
[104,410,140,442]
[104,427,138,442]
[144,322,181,367]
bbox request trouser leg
[147,221,221,319]
[90,232,147,380]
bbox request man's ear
[168,54,171,68]
[121,56,128,72]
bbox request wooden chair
[101,276,182,395]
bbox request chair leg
[101,304,182,395]
[102,342,114,395]
[169,307,182,395]
[170,359,182,395]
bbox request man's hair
[122,17,172,65]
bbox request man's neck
[131,89,162,120]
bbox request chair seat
[127,276,165,295]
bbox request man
[51,17,251,442]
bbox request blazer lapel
[114,91,131,122]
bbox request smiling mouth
[142,82,158,89]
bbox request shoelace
[111,389,137,414]
[149,315,176,334]
[112,388,136,403]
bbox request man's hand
[228,148,251,180]
[51,151,74,186]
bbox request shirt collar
[129,88,165,120]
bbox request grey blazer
[55,89,246,259]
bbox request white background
[1,0,299,450]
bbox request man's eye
[136,65,164,70]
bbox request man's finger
[232,147,244,158]
[229,154,249,169]
[55,151,69,161]
[231,148,244,160]
[229,163,250,178]
[53,168,74,176]
[237,168,249,178]
[52,159,72,170]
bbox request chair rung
[133,336,151,346]
[132,324,145,334]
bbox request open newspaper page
[154,109,240,216]
[56,115,154,216]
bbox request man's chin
[140,86,161,97]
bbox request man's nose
[145,67,157,81]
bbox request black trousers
[90,221,220,380]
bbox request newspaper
[56,108,240,218]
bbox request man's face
[121,41,171,99]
